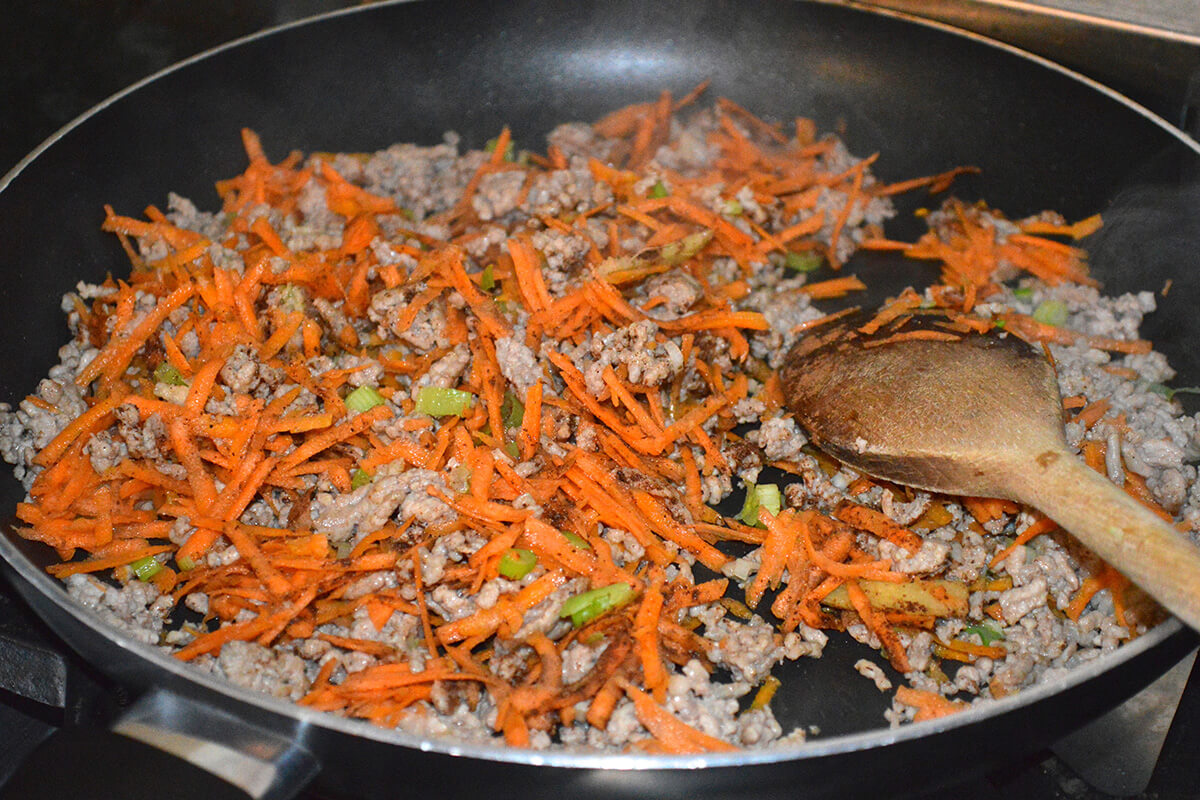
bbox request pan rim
[1,0,1197,198]
[1,0,1197,772]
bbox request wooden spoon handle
[1008,454,1200,632]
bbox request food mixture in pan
[3,88,1198,751]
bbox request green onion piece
[760,483,782,511]
[503,440,520,460]
[279,283,307,312]
[749,675,781,710]
[962,622,1005,646]
[415,386,475,417]
[1147,383,1200,401]
[449,464,472,493]
[660,230,714,265]
[131,556,162,582]
[757,483,782,519]
[723,198,744,216]
[738,482,781,527]
[153,363,187,386]
[562,530,592,549]
[335,541,354,559]
[785,250,823,273]
[739,482,760,526]
[596,255,636,279]
[498,548,537,580]
[350,468,373,490]
[176,555,196,572]
[502,391,525,429]
[484,136,515,162]
[1032,299,1069,327]
[649,180,670,198]
[1012,286,1034,299]
[480,264,496,292]
[559,582,634,627]
[993,319,1006,330]
[345,385,386,413]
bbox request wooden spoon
[780,318,1200,632]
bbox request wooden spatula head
[781,322,1066,498]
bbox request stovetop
[3,2,1200,798]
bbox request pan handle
[1,726,255,800]
[0,688,320,800]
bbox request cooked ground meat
[854,659,894,692]
[494,335,543,395]
[746,416,808,462]
[522,162,613,218]
[213,640,312,701]
[472,170,526,222]
[66,574,173,647]
[356,133,486,220]
[311,464,451,542]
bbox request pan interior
[1,0,1198,761]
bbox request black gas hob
[3,2,1200,798]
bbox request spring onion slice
[502,391,525,429]
[560,583,634,627]
[1032,299,1068,327]
[345,385,386,413]
[739,482,782,527]
[415,387,474,417]
[660,230,713,265]
[498,548,537,580]
[154,363,187,386]
[785,250,822,272]
[962,622,1005,646]
[351,468,373,490]
[131,555,163,581]
[278,283,306,312]
[561,530,591,549]
[484,136,515,162]
[1144,382,1200,402]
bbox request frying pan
[1,1,1198,798]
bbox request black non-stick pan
[1,1,1198,798]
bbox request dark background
[4,0,1198,178]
